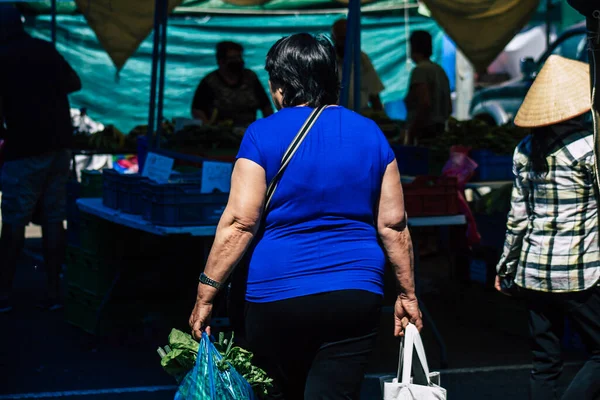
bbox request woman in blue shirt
[189,33,421,399]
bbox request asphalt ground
[0,233,589,400]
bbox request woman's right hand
[189,299,214,340]
[394,295,423,337]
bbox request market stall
[10,1,554,366]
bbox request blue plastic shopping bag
[174,332,256,400]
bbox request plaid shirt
[497,128,600,292]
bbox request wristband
[199,272,223,290]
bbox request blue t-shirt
[237,106,395,303]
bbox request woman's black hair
[529,115,587,177]
[529,128,550,177]
[265,33,340,108]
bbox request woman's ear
[269,80,284,110]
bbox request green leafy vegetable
[214,332,274,398]
[421,117,530,170]
[157,329,274,398]
[158,329,199,383]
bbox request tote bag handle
[397,323,432,385]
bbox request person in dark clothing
[404,30,452,145]
[0,6,81,312]
[191,41,273,127]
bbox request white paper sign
[201,161,233,193]
[142,152,174,184]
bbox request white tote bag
[383,324,447,400]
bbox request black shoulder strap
[264,105,328,211]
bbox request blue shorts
[1,150,71,226]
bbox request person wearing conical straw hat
[495,55,600,400]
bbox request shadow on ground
[0,238,588,400]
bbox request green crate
[64,285,130,335]
[65,246,117,296]
[80,170,104,198]
[79,212,124,257]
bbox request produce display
[71,120,175,152]
[162,123,243,153]
[69,110,403,155]
[472,182,514,215]
[421,117,530,159]
[362,110,403,140]
[158,329,273,398]
[71,125,129,151]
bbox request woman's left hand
[494,275,511,297]
[189,300,214,340]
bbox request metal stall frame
[145,0,367,165]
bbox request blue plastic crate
[102,169,120,209]
[141,182,153,222]
[390,145,429,176]
[469,259,487,284]
[470,150,513,181]
[117,174,148,215]
[140,172,204,222]
[102,170,147,214]
[147,183,228,226]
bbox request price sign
[142,152,174,184]
[201,161,233,193]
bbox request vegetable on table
[420,117,530,167]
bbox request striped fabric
[497,129,600,292]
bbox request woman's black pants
[245,289,382,400]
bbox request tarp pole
[352,0,361,113]
[147,0,163,149]
[51,0,57,45]
[156,0,169,149]
[340,1,356,108]
[455,49,474,120]
[545,0,551,49]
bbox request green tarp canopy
[18,0,555,73]
[18,0,415,14]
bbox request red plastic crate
[403,176,459,217]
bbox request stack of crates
[402,176,460,217]
[65,212,129,335]
[65,170,135,335]
[66,170,104,247]
[66,180,81,247]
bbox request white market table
[77,197,465,237]
[77,198,217,237]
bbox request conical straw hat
[514,55,591,128]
